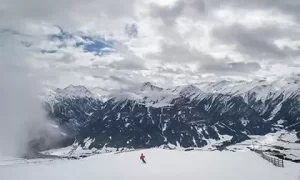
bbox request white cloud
[1,0,300,91]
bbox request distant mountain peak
[56,85,94,98]
[181,84,200,91]
[141,82,152,87]
[63,85,89,91]
[179,85,204,99]
[140,82,163,92]
[177,84,200,93]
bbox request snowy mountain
[42,77,300,151]
[140,82,163,92]
[44,85,102,132]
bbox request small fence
[261,153,284,168]
[114,148,150,154]
[250,148,284,168]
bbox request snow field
[0,148,299,180]
[227,130,300,160]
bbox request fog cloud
[0,33,61,157]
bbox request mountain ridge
[42,77,300,151]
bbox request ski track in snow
[0,149,299,180]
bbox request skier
[140,153,146,163]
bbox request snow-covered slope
[228,130,300,161]
[195,76,300,103]
[0,149,298,180]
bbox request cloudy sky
[2,0,300,90]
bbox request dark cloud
[191,0,207,14]
[201,61,261,74]
[125,23,138,38]
[107,59,146,70]
[156,67,185,74]
[149,0,209,27]
[0,0,138,35]
[151,41,261,75]
[74,66,110,76]
[59,53,76,63]
[150,1,185,26]
[149,42,214,63]
[108,42,147,70]
[212,24,300,60]
[109,75,141,86]
[156,66,196,76]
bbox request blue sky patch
[48,28,115,56]
[77,36,115,55]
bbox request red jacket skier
[140,153,146,163]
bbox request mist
[0,33,62,157]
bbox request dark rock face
[271,94,300,130]
[78,95,264,149]
[46,97,102,132]
[44,82,300,150]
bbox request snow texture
[0,149,299,180]
[228,130,300,160]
